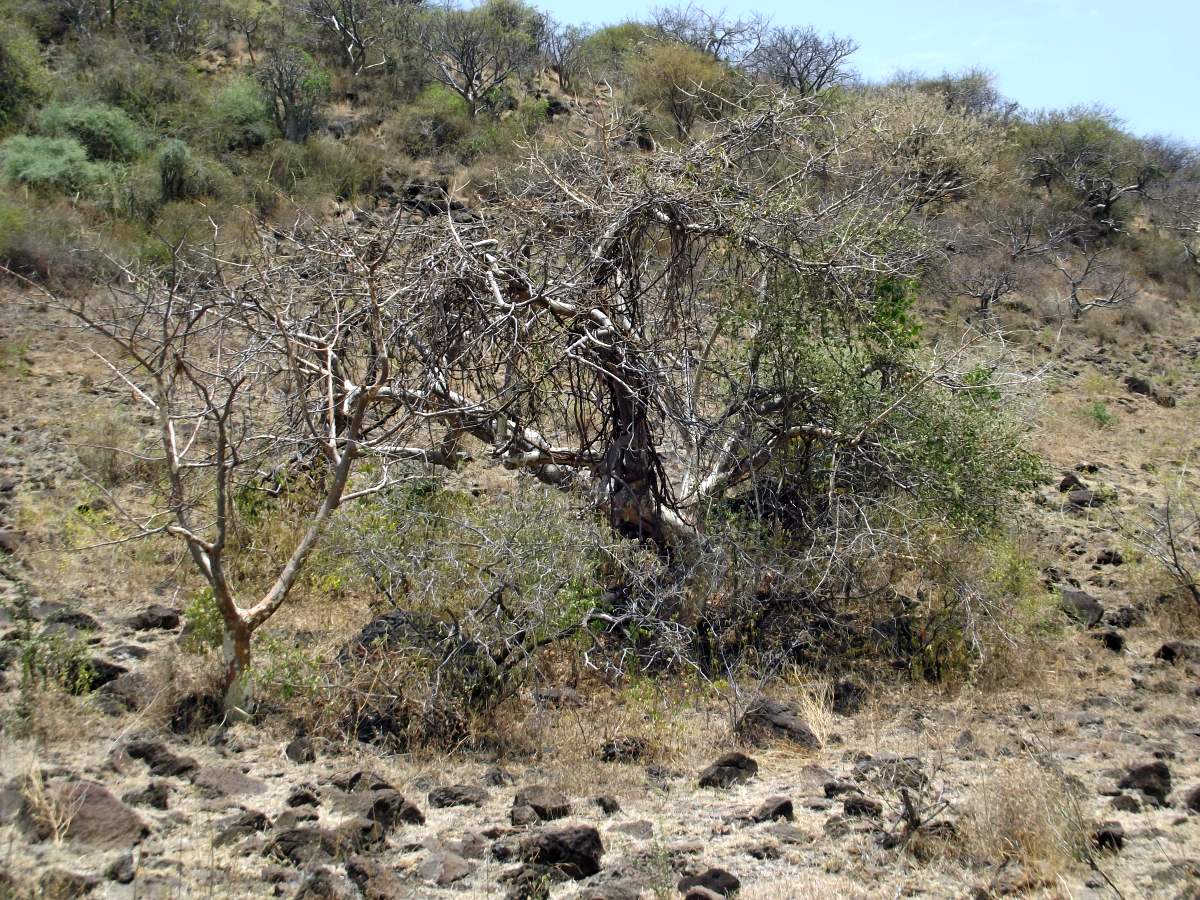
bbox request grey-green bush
[0,135,115,194]
[39,102,144,162]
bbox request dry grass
[18,765,80,845]
[961,758,1089,882]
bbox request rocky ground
[1,285,1199,899]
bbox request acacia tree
[746,25,857,97]
[419,0,540,116]
[543,19,588,93]
[628,42,732,140]
[300,0,394,74]
[257,47,329,142]
[650,2,765,64]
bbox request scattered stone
[832,679,866,715]
[428,784,488,808]
[499,862,567,900]
[1182,785,1200,813]
[483,766,516,786]
[1093,821,1125,852]
[192,765,267,798]
[511,804,540,826]
[678,868,740,897]
[1110,793,1141,813]
[124,740,198,778]
[293,865,357,899]
[1059,588,1104,627]
[98,671,157,713]
[215,809,270,847]
[752,796,794,822]
[168,689,222,734]
[330,769,392,794]
[1058,472,1087,492]
[45,609,101,631]
[512,785,570,822]
[1124,374,1153,396]
[824,780,858,798]
[266,828,332,867]
[122,780,170,810]
[1119,761,1172,806]
[577,881,643,900]
[1093,630,1126,652]
[853,754,926,790]
[1095,548,1124,566]
[107,644,151,662]
[843,795,883,818]
[520,825,604,879]
[274,808,320,831]
[736,698,818,749]
[1106,605,1144,629]
[766,822,810,844]
[287,786,321,808]
[698,752,759,789]
[1154,642,1200,665]
[613,819,653,839]
[594,795,621,815]
[126,605,181,630]
[105,854,136,884]
[418,852,473,885]
[346,856,405,899]
[1066,489,1105,510]
[683,888,725,900]
[285,736,316,764]
[599,736,649,763]
[21,780,147,849]
[0,529,20,554]
[74,657,127,693]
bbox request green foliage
[578,21,649,81]
[0,22,45,129]
[1083,400,1115,429]
[123,0,213,56]
[628,43,735,139]
[0,135,116,194]
[156,139,207,202]
[39,102,144,162]
[181,587,223,652]
[394,84,472,157]
[204,77,276,150]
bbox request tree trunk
[221,620,253,713]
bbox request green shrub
[156,139,206,202]
[205,77,276,150]
[0,24,45,129]
[392,84,471,158]
[0,135,115,194]
[39,102,144,162]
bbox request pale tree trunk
[221,618,253,713]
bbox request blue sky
[548,0,1200,143]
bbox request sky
[547,0,1200,143]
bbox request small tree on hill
[257,47,329,142]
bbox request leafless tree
[1051,245,1134,319]
[543,19,588,93]
[257,47,328,142]
[419,0,539,116]
[650,2,766,64]
[747,25,857,97]
[299,0,392,75]
[1122,496,1200,608]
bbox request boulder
[677,868,740,897]
[599,736,650,763]
[346,856,405,899]
[735,698,818,749]
[126,605,181,630]
[1093,821,1125,852]
[418,852,473,885]
[121,781,169,810]
[21,780,147,849]
[752,796,794,822]
[843,795,883,818]
[1059,588,1104,627]
[520,825,603,879]
[512,785,570,822]
[1118,761,1171,806]
[428,784,488,808]
[698,752,759,789]
[192,765,266,798]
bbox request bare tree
[650,2,766,64]
[419,0,539,116]
[747,25,857,97]
[299,0,391,75]
[1051,245,1134,319]
[543,19,588,93]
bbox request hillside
[1,2,1199,899]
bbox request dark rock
[1093,629,1125,652]
[1181,784,1200,813]
[293,865,357,899]
[21,780,147,849]
[121,781,169,810]
[678,867,740,896]
[766,822,810,844]
[329,769,393,793]
[193,765,267,798]
[285,736,316,764]
[126,605,181,630]
[274,807,320,831]
[287,786,321,808]
[98,671,156,713]
[752,796,794,822]
[736,698,818,749]
[1059,588,1104,627]
[511,804,540,826]
[1058,472,1087,492]
[1110,793,1141,813]
[698,752,759,789]
[214,809,269,848]
[106,853,136,884]
[843,795,883,818]
[108,644,151,662]
[594,795,621,815]
[824,779,858,798]
[428,783,488,808]
[1119,761,1172,805]
[513,785,570,821]
[600,736,649,763]
[853,754,927,790]
[1066,489,1105,510]
[266,828,331,867]
[39,869,99,897]
[346,788,424,832]
[0,529,20,554]
[45,609,101,631]
[346,856,405,899]
[499,862,567,900]
[520,825,603,879]
[832,679,866,715]
[1124,374,1153,396]
[418,852,473,885]
[73,657,127,693]
[613,819,652,839]
[577,881,642,900]
[1095,548,1124,566]
[1106,606,1144,629]
[483,766,516,786]
[168,690,221,734]
[1093,821,1124,852]
[1154,642,1200,665]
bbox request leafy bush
[156,139,207,202]
[392,84,472,157]
[0,135,115,194]
[39,102,144,162]
[204,77,276,150]
[0,23,45,129]
[628,43,736,139]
